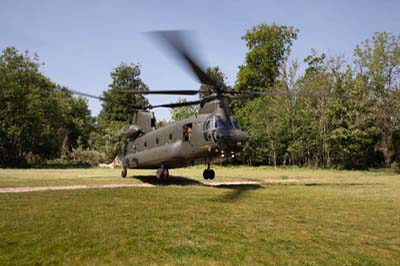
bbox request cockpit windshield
[204,115,225,130]
[204,115,241,130]
[215,118,225,128]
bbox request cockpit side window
[232,118,241,129]
[205,120,210,130]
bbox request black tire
[156,168,163,180]
[203,169,209,179]
[209,169,215,180]
[121,168,127,178]
[162,168,169,179]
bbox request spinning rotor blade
[146,31,217,88]
[120,89,200,95]
[150,99,203,109]
[66,89,105,100]
[130,99,203,110]
[64,88,204,110]
[229,90,340,98]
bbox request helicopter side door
[182,120,204,156]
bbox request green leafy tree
[327,68,381,168]
[170,98,199,121]
[235,24,298,91]
[234,24,298,165]
[354,32,400,166]
[94,63,149,161]
[0,47,93,166]
[199,66,228,98]
[294,51,335,167]
[99,63,149,123]
[57,86,95,151]
[156,119,170,129]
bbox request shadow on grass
[212,183,262,202]
[266,182,385,187]
[304,182,385,187]
[131,174,263,202]
[131,175,204,186]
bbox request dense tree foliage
[234,29,400,169]
[353,32,400,165]
[170,67,227,122]
[234,24,299,166]
[236,24,298,91]
[199,66,228,99]
[99,63,149,123]
[170,98,199,121]
[0,47,93,166]
[1,26,399,170]
[91,63,149,161]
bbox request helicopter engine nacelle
[123,125,142,140]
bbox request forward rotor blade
[146,30,217,87]
[120,89,200,95]
[66,89,105,100]
[150,99,203,109]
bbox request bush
[70,148,106,166]
[390,162,400,174]
[41,148,106,168]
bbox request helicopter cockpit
[203,115,244,145]
[204,115,241,131]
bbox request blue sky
[1,0,399,121]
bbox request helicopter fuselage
[120,101,247,170]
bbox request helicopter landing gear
[203,163,215,180]
[156,165,169,180]
[121,168,127,178]
[203,169,215,180]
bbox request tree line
[172,25,400,169]
[0,48,146,167]
[233,25,400,169]
[1,24,399,169]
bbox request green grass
[0,167,400,265]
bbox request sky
[1,0,399,121]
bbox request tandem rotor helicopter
[70,31,332,180]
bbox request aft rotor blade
[120,89,200,95]
[231,90,341,98]
[146,30,217,87]
[150,99,203,109]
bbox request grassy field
[0,166,399,265]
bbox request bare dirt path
[0,181,262,193]
[0,179,319,193]
[0,183,154,193]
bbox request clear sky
[1,0,399,121]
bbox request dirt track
[0,181,264,193]
[0,184,153,193]
[0,178,318,193]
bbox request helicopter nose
[216,129,247,148]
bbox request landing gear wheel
[209,169,215,180]
[156,168,163,180]
[121,168,127,178]
[203,169,215,180]
[203,169,210,180]
[162,168,169,179]
[157,166,169,180]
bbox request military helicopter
[71,31,334,180]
